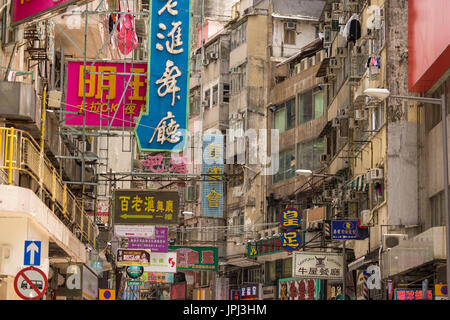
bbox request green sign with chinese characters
[168,246,218,271]
[127,280,142,286]
[113,189,179,225]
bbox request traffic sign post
[99,289,116,300]
[14,266,48,300]
[24,241,41,266]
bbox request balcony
[0,127,97,247]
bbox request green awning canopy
[346,174,368,192]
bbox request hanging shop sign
[114,225,156,238]
[113,189,179,225]
[171,282,186,300]
[292,252,344,280]
[248,237,283,258]
[91,199,110,225]
[143,252,177,273]
[201,134,224,218]
[280,230,302,252]
[394,288,433,300]
[169,246,218,271]
[12,0,86,25]
[240,284,261,300]
[116,249,151,267]
[331,220,359,240]
[135,0,191,152]
[279,208,302,230]
[278,278,321,300]
[143,272,174,284]
[65,60,147,128]
[126,266,144,279]
[127,227,168,252]
[141,154,188,174]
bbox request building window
[204,89,211,109]
[274,107,286,133]
[273,147,295,184]
[189,93,200,117]
[231,21,247,50]
[284,22,296,45]
[297,139,324,171]
[273,98,296,133]
[223,84,230,103]
[212,85,219,106]
[231,64,246,94]
[298,90,313,124]
[430,191,446,227]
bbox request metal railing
[0,127,97,247]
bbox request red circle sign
[14,266,48,300]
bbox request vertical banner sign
[135,0,191,152]
[202,134,224,217]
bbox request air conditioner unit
[208,52,218,60]
[332,2,343,13]
[326,67,336,78]
[320,153,330,163]
[331,189,339,198]
[307,221,323,231]
[337,107,349,118]
[367,168,384,182]
[360,210,372,227]
[329,57,341,69]
[335,47,347,58]
[203,59,210,65]
[331,117,340,127]
[383,234,408,249]
[285,22,296,30]
[325,11,332,22]
[354,109,367,120]
[348,117,358,128]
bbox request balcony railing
[0,127,97,246]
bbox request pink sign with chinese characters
[65,61,147,128]
[13,0,73,24]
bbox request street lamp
[365,88,449,298]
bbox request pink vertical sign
[65,61,147,128]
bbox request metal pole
[441,92,450,299]
[342,240,346,300]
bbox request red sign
[14,266,48,300]
[171,282,186,300]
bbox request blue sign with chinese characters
[279,208,302,230]
[331,220,358,240]
[280,230,302,252]
[201,134,224,217]
[135,0,191,152]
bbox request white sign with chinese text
[114,225,156,238]
[292,252,344,280]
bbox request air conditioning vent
[285,22,296,30]
[348,117,358,128]
[332,2,343,13]
[366,168,383,182]
[209,52,218,60]
[383,234,408,249]
[203,59,210,65]
[337,107,349,119]
[360,210,372,227]
[331,117,340,127]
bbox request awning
[346,174,368,192]
[225,256,261,267]
[318,120,332,138]
[348,256,373,271]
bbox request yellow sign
[99,289,116,300]
[435,284,448,297]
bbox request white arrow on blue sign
[24,241,41,266]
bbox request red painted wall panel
[408,0,450,93]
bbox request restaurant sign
[113,189,179,225]
[292,252,344,280]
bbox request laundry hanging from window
[341,14,361,44]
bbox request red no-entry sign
[14,266,48,300]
